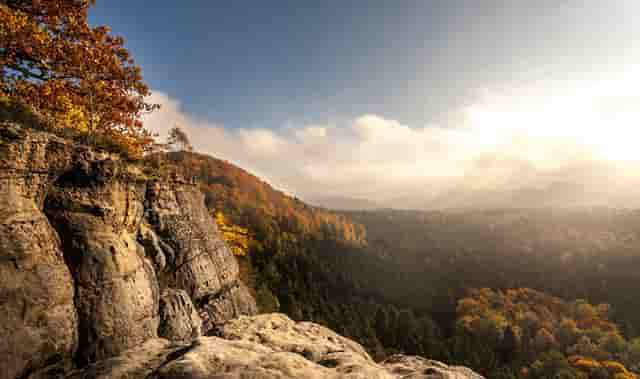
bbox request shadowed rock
[158,289,202,342]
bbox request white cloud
[295,126,327,140]
[143,67,640,209]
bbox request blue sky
[90,1,638,130]
[90,1,640,207]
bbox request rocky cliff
[0,122,482,379]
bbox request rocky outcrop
[69,313,484,379]
[143,180,257,327]
[44,159,160,364]
[0,124,81,379]
[0,123,256,378]
[0,123,481,379]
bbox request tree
[167,125,193,152]
[0,0,157,154]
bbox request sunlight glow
[463,68,640,164]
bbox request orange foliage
[457,288,640,377]
[159,152,367,246]
[1,0,156,155]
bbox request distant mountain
[304,194,383,211]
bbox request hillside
[153,151,367,247]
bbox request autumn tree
[0,0,157,155]
[214,211,250,256]
[167,125,193,152]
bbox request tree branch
[5,64,49,81]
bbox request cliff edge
[0,122,482,379]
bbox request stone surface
[200,281,258,330]
[44,159,160,364]
[216,313,371,363]
[68,314,484,379]
[65,339,182,379]
[158,289,202,342]
[0,123,256,377]
[381,355,485,379]
[144,179,257,330]
[0,124,79,379]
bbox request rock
[213,314,485,379]
[216,313,371,362]
[381,355,486,379]
[0,123,256,376]
[200,281,258,329]
[45,161,160,364]
[0,124,79,379]
[65,339,184,379]
[68,314,484,379]
[144,180,257,330]
[154,337,335,379]
[158,289,202,342]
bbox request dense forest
[156,152,640,378]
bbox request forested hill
[151,151,366,247]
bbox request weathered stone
[0,124,78,379]
[381,355,485,379]
[200,281,258,330]
[45,162,160,364]
[216,313,371,363]
[158,289,202,342]
[144,180,257,329]
[65,339,184,379]
[0,123,258,376]
[153,337,334,379]
[68,314,484,379]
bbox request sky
[90,1,640,209]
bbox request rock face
[0,124,79,379]
[0,123,256,378]
[158,289,202,343]
[44,160,160,364]
[0,122,481,379]
[69,314,484,379]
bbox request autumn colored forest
[2,2,640,379]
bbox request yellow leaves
[1,1,156,156]
[567,356,637,379]
[602,361,632,376]
[215,211,251,256]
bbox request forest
[157,152,640,378]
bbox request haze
[90,1,640,209]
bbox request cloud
[295,126,327,140]
[143,68,640,209]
